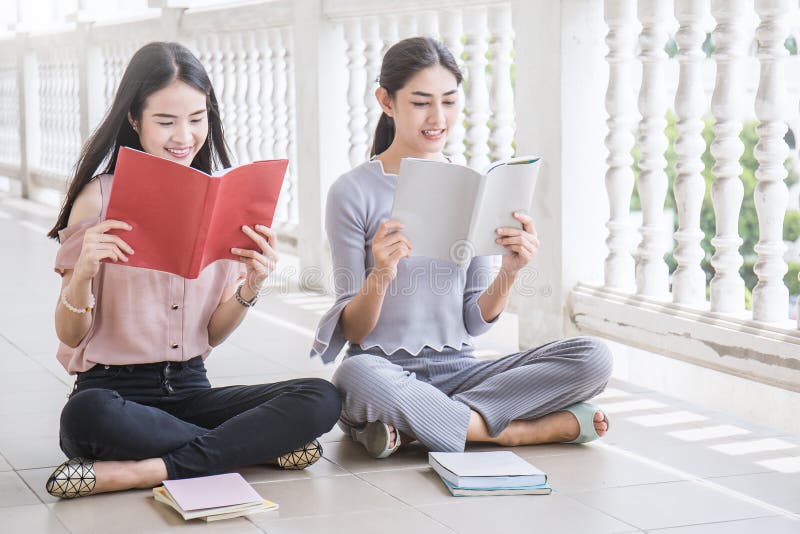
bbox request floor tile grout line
[349,470,459,533]
[592,441,800,521]
[13,471,74,533]
[551,492,645,533]
[645,513,790,532]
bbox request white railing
[1,2,300,248]
[1,0,798,391]
[571,0,800,393]
[327,0,515,168]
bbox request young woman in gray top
[312,37,612,458]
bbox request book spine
[466,174,488,255]
[189,177,218,279]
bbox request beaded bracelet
[61,288,95,315]
[234,281,258,308]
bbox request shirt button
[171,304,179,310]
[171,343,179,349]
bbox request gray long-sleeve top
[311,160,499,364]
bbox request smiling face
[378,64,460,158]
[130,79,209,165]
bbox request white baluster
[463,6,491,170]
[221,33,238,165]
[283,26,299,227]
[269,26,292,224]
[672,0,709,305]
[380,15,399,57]
[363,16,382,155]
[488,3,515,162]
[232,32,249,163]
[418,11,438,38]
[345,19,368,165]
[603,0,638,291]
[753,0,792,321]
[398,13,419,39]
[440,9,467,164]
[256,29,275,160]
[209,34,224,94]
[244,31,262,164]
[635,0,671,298]
[709,0,749,313]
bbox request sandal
[558,402,610,444]
[274,440,323,470]
[46,457,97,499]
[351,421,401,459]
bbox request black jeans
[59,357,341,479]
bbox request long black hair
[370,37,463,157]
[48,41,230,240]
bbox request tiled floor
[1,192,799,533]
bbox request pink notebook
[162,473,263,511]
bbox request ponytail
[370,113,395,157]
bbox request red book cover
[104,147,288,279]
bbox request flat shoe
[351,421,401,459]
[558,402,610,444]
[46,457,96,499]
[275,440,323,470]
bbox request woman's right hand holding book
[370,219,412,284]
[72,220,134,282]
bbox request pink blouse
[55,174,245,374]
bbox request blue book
[442,478,552,497]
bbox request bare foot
[468,409,609,446]
[92,459,167,494]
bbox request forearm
[476,269,517,323]
[339,270,392,344]
[207,283,255,346]
[55,275,94,347]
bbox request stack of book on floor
[429,451,551,496]
[153,472,278,521]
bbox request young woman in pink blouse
[44,42,340,499]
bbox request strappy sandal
[46,457,97,499]
[351,421,401,459]
[558,402,610,444]
[274,440,323,470]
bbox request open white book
[390,156,540,264]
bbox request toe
[594,410,608,435]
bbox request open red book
[105,147,288,279]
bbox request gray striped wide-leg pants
[332,336,613,452]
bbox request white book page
[469,158,540,256]
[391,158,481,263]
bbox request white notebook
[428,451,547,490]
[390,156,540,264]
